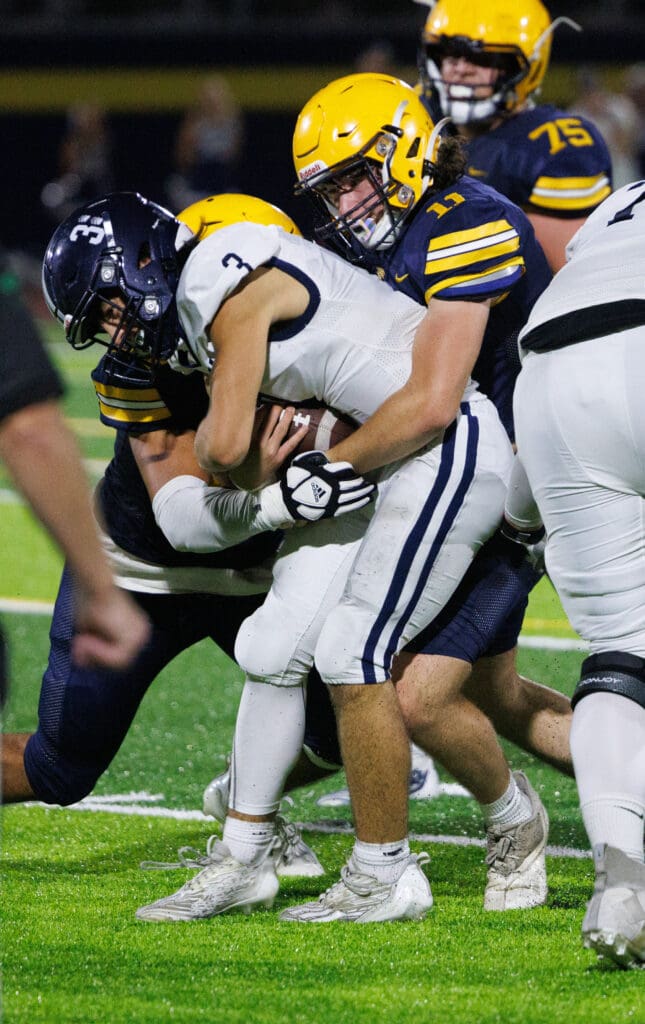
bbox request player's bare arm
[327,297,491,474]
[130,428,211,497]
[195,265,309,474]
[526,211,586,272]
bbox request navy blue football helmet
[42,191,189,379]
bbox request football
[228,400,358,490]
[277,403,357,456]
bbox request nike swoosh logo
[394,273,409,283]
[467,166,487,178]
[618,806,645,820]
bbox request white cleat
[408,764,442,800]
[274,816,325,878]
[202,766,325,878]
[279,853,432,923]
[202,764,230,822]
[582,844,645,969]
[317,748,441,807]
[484,771,549,911]
[135,837,280,922]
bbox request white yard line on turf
[0,596,589,653]
[21,791,592,860]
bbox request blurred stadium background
[2,0,645,305]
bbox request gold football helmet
[178,192,301,241]
[419,0,570,125]
[293,73,446,252]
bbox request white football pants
[514,329,645,656]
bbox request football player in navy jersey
[0,195,341,880]
[416,0,612,272]
[293,71,571,911]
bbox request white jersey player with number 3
[513,180,645,968]
[179,222,512,683]
[137,218,513,925]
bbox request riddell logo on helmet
[299,161,328,181]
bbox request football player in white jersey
[511,180,645,967]
[104,200,513,923]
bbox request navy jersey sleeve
[380,177,530,307]
[0,279,64,424]
[91,358,209,435]
[465,105,612,219]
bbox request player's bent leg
[1,733,35,802]
[394,651,509,805]
[395,651,549,910]
[464,649,574,777]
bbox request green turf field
[2,341,642,1024]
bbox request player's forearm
[0,401,114,595]
[152,474,294,551]
[326,386,444,473]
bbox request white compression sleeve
[151,475,292,552]
[504,454,543,532]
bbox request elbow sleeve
[151,475,262,553]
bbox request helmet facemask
[420,36,528,126]
[296,129,433,257]
[63,249,181,382]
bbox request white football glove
[257,450,375,528]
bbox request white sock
[350,838,411,884]
[481,773,531,829]
[223,816,276,866]
[571,692,645,862]
[228,677,306,817]
[579,795,645,863]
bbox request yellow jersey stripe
[96,394,167,412]
[424,257,525,301]
[530,174,612,210]
[96,399,171,424]
[426,236,520,274]
[94,382,162,402]
[426,219,515,251]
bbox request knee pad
[24,731,103,805]
[234,607,312,687]
[572,651,645,711]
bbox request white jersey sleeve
[177,223,284,371]
[520,180,645,352]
